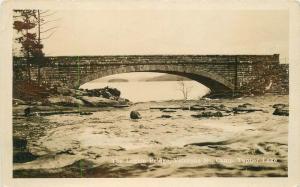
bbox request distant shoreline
[108,79,129,82]
[93,74,192,83]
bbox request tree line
[13,10,58,85]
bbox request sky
[13,9,289,63]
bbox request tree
[35,10,59,85]
[13,10,58,84]
[178,78,193,101]
[13,10,42,82]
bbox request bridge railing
[13,54,280,66]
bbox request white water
[80,81,210,102]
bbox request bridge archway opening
[79,71,233,102]
[78,66,234,92]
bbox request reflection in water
[80,81,210,102]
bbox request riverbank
[13,94,288,177]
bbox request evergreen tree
[13,10,44,82]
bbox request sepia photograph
[1,1,299,184]
[10,8,290,178]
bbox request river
[13,94,288,177]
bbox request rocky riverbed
[13,94,288,177]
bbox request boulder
[273,108,289,116]
[13,151,38,163]
[13,137,37,163]
[47,96,84,107]
[254,146,267,155]
[24,107,31,117]
[13,137,27,149]
[130,111,142,119]
[160,115,172,118]
[272,103,288,109]
[104,87,121,97]
[81,96,119,107]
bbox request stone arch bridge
[13,54,289,95]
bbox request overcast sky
[17,9,289,63]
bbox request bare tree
[178,78,193,101]
[36,10,60,85]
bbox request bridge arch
[76,64,234,93]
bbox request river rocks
[160,115,172,118]
[233,104,262,113]
[68,89,77,97]
[273,108,289,116]
[47,96,84,107]
[51,86,125,103]
[103,87,121,98]
[81,96,119,107]
[130,111,142,119]
[191,111,223,118]
[78,88,130,107]
[56,86,73,96]
[13,137,37,163]
[24,106,49,116]
[272,103,288,109]
[13,151,38,163]
[117,97,131,105]
[86,89,103,97]
[13,98,26,105]
[253,147,266,155]
[211,104,232,112]
[75,89,88,96]
[57,149,75,155]
[150,106,183,110]
[85,87,121,100]
[190,105,206,111]
[79,111,93,115]
[24,107,31,117]
[113,104,130,108]
[162,109,177,113]
[203,91,241,99]
[13,137,27,149]
[272,103,289,116]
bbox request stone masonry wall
[13,54,288,95]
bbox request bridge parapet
[14,54,280,66]
[48,54,280,65]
